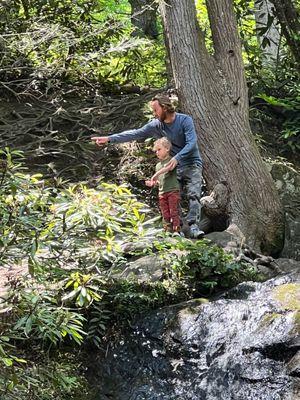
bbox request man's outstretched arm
[91,120,161,146]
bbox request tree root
[0,79,158,180]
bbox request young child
[145,138,181,233]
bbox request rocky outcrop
[269,161,300,260]
[88,272,300,400]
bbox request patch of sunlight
[273,283,300,311]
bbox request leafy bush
[0,148,154,274]
[0,149,259,399]
[255,87,300,154]
[0,347,90,400]
[0,149,157,398]
[0,0,166,87]
[12,290,86,346]
[152,238,257,294]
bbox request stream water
[87,272,299,400]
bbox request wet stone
[87,272,300,400]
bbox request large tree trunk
[159,0,284,254]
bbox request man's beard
[159,110,167,122]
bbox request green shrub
[0,149,258,399]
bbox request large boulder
[87,272,299,400]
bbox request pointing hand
[91,136,109,146]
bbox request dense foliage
[0,150,257,399]
[0,0,299,398]
[0,0,299,157]
[0,0,166,87]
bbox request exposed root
[0,79,158,180]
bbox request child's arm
[146,159,177,187]
[145,179,157,187]
[151,164,171,181]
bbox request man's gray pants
[177,164,202,226]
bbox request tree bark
[128,0,158,39]
[159,0,284,254]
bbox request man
[92,94,204,238]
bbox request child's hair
[153,137,172,152]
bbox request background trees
[269,0,300,68]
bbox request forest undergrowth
[0,0,300,396]
[0,145,260,399]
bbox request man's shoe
[190,224,205,239]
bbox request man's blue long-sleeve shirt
[108,113,203,169]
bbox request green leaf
[2,357,13,367]
[61,288,81,302]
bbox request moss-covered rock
[273,283,300,311]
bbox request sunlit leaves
[0,0,165,87]
[0,149,154,275]
[152,238,257,292]
[256,90,300,153]
[62,272,107,307]
[12,290,87,345]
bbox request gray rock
[87,272,300,400]
[113,254,167,283]
[282,215,300,261]
[205,231,239,251]
[121,240,154,254]
[287,351,300,376]
[275,258,300,274]
[256,264,277,279]
[269,161,300,260]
